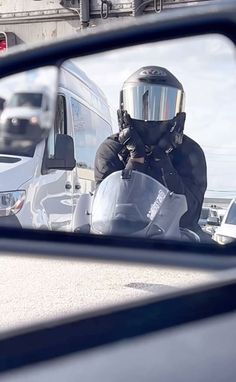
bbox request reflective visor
[122,84,184,121]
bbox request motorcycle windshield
[91,170,169,235]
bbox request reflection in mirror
[0,67,58,228]
[0,67,58,155]
[0,34,235,245]
[68,34,236,245]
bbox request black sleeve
[179,147,207,230]
[149,139,207,229]
[94,136,124,185]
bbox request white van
[0,89,53,145]
[1,90,51,127]
[0,61,113,231]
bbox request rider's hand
[119,127,145,160]
[157,112,186,151]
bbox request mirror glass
[0,34,235,246]
[0,67,58,156]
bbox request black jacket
[94,133,207,231]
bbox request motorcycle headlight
[0,190,26,217]
[214,234,235,245]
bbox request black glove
[119,126,145,159]
[157,112,186,151]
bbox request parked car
[213,198,236,244]
[199,207,219,229]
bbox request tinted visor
[122,84,184,121]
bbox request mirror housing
[46,134,76,171]
[207,216,220,227]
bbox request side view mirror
[47,134,76,171]
[207,216,220,227]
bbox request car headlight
[0,190,26,217]
[214,234,235,245]
[30,116,39,125]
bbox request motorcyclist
[94,66,208,240]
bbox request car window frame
[0,1,236,374]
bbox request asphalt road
[0,255,218,333]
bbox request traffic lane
[0,255,217,332]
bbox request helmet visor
[122,83,184,121]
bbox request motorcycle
[73,170,199,242]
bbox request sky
[76,34,236,199]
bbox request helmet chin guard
[117,109,186,149]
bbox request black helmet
[118,66,186,148]
[120,65,185,121]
